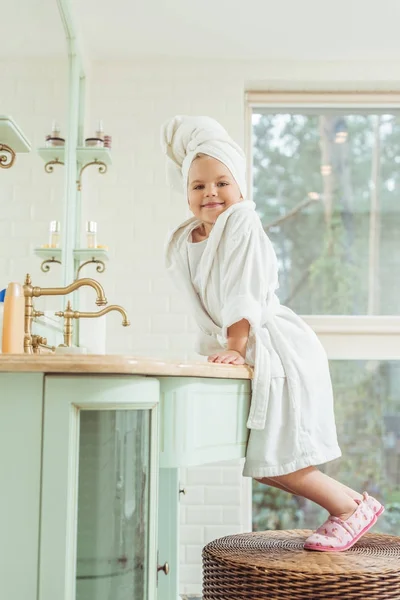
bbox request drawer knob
[157,562,170,575]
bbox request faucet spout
[54,302,130,347]
[26,276,107,306]
[77,305,130,326]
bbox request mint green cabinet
[0,371,249,600]
[0,374,43,600]
[0,374,159,600]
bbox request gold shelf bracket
[76,159,107,191]
[41,257,62,273]
[0,143,16,169]
[75,258,106,280]
[44,158,64,173]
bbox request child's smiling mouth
[202,202,225,208]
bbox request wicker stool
[202,529,400,599]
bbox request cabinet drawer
[159,377,250,467]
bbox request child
[161,115,384,552]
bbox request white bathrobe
[165,200,342,476]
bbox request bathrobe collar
[165,200,256,335]
[166,200,256,284]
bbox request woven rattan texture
[202,529,400,599]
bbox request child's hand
[207,350,245,365]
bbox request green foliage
[308,214,357,314]
[252,112,400,315]
[252,481,304,531]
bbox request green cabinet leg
[158,468,180,600]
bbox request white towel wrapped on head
[160,115,247,200]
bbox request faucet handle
[55,301,75,320]
[33,310,44,318]
[54,301,76,347]
[31,335,55,353]
[54,300,79,319]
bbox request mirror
[0,0,69,313]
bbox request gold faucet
[23,274,108,354]
[31,335,56,354]
[55,301,130,347]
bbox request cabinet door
[159,377,251,467]
[0,373,43,600]
[39,375,159,600]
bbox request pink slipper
[363,491,385,517]
[304,495,378,552]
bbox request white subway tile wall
[0,60,68,312]
[2,56,396,596]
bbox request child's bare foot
[333,500,358,521]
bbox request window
[248,92,400,535]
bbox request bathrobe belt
[249,314,300,430]
[203,311,298,431]
[246,331,271,429]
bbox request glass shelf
[0,116,31,153]
[73,248,109,262]
[37,146,112,166]
[0,116,31,168]
[34,248,109,261]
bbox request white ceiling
[4,0,400,61]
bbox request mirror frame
[57,0,86,292]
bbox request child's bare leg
[256,471,364,513]
[318,471,363,502]
[255,477,297,495]
[269,466,359,520]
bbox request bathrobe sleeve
[218,211,280,430]
[219,211,275,338]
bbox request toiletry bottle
[86,221,97,249]
[49,220,61,248]
[95,120,104,141]
[2,283,25,354]
[0,289,6,353]
[52,120,61,138]
[45,121,65,147]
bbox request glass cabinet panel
[76,410,150,600]
[40,376,159,600]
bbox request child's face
[187,155,242,223]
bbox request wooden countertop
[0,354,252,379]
